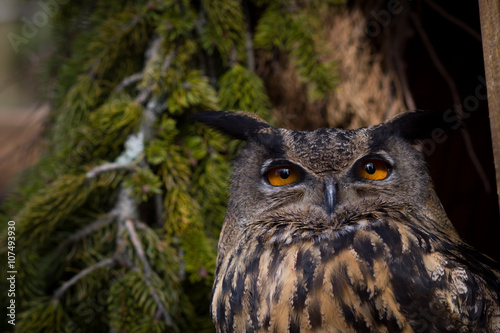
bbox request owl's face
[194,110,455,237]
[230,125,437,232]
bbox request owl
[193,110,500,333]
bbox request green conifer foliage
[1,1,339,331]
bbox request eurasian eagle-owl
[193,110,500,332]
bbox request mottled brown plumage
[193,110,500,333]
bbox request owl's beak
[325,183,337,217]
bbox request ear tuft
[382,110,461,144]
[191,110,273,140]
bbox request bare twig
[161,47,177,73]
[395,58,416,111]
[135,36,163,105]
[411,13,491,193]
[125,219,173,326]
[125,220,152,278]
[411,14,462,112]
[53,257,114,300]
[135,85,154,106]
[57,213,118,252]
[86,162,136,178]
[115,72,144,93]
[392,45,416,111]
[133,220,152,231]
[423,0,482,42]
[137,43,177,142]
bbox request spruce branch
[115,35,175,100]
[135,35,177,107]
[53,257,115,300]
[135,35,163,104]
[136,38,177,143]
[86,162,137,179]
[125,219,174,327]
[136,47,177,105]
[89,13,145,77]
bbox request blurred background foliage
[0,0,498,332]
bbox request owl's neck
[242,194,461,247]
[420,189,461,241]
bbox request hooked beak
[325,183,337,217]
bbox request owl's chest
[211,222,482,332]
[212,223,419,332]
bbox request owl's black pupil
[280,169,290,179]
[365,163,376,174]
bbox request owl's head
[194,111,457,238]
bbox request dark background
[355,0,500,261]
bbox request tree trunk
[478,0,500,214]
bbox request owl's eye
[267,166,301,186]
[359,159,389,180]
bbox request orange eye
[267,166,301,186]
[359,159,389,180]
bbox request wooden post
[478,0,500,213]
